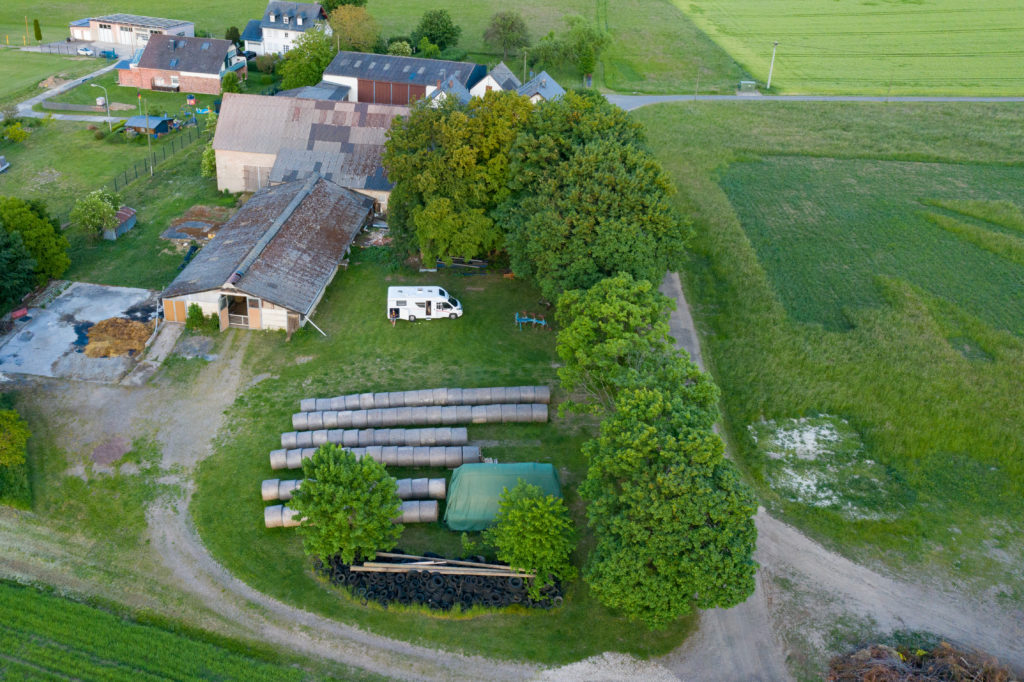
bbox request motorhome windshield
[448,297,459,307]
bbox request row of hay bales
[265,500,439,528]
[261,477,447,501]
[270,445,481,471]
[299,386,550,412]
[281,426,468,450]
[291,403,548,431]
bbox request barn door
[218,295,229,332]
[247,298,262,330]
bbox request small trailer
[387,286,462,322]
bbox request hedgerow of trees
[0,395,31,508]
[0,196,69,287]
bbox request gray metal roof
[241,19,263,43]
[94,14,192,29]
[261,1,325,32]
[276,80,351,101]
[517,71,565,101]
[268,147,391,189]
[162,175,373,314]
[138,35,233,75]
[489,62,521,90]
[324,51,486,89]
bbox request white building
[241,1,329,56]
[68,14,194,50]
[469,62,521,98]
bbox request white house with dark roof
[517,71,565,103]
[242,1,329,56]
[469,62,521,98]
[322,51,486,105]
[426,77,472,107]
[160,173,373,333]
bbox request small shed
[104,206,137,241]
[444,462,561,531]
[124,115,174,137]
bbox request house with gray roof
[243,1,329,56]
[68,14,193,48]
[160,173,372,333]
[118,35,246,94]
[426,77,472,107]
[212,92,407,209]
[469,62,522,98]
[517,71,565,103]
[322,50,485,105]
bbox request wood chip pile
[84,318,155,358]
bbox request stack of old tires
[314,555,563,612]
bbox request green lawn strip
[0,49,100,108]
[924,198,1024,235]
[925,212,1024,268]
[634,101,1024,597]
[193,262,694,664]
[63,141,234,288]
[0,581,363,681]
[675,0,1024,95]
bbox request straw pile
[828,643,1016,682]
[85,318,155,358]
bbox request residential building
[426,77,472,107]
[117,35,247,95]
[322,50,485,105]
[517,71,565,104]
[161,173,373,333]
[68,14,194,49]
[242,1,329,56]
[469,61,521,98]
[211,93,407,209]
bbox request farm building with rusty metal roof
[160,173,373,333]
[212,92,406,209]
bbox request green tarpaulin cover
[443,462,562,531]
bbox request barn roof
[324,51,486,89]
[161,174,373,314]
[93,14,191,29]
[138,35,233,75]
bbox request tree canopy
[288,445,402,563]
[0,229,36,309]
[411,9,461,51]
[321,0,366,12]
[221,71,241,94]
[484,11,530,59]
[0,409,30,469]
[329,5,379,52]
[69,189,122,239]
[0,197,69,286]
[581,388,758,629]
[278,26,337,90]
[482,480,577,599]
[224,26,241,45]
[383,91,534,263]
[387,40,412,56]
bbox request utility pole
[145,98,153,175]
[694,66,701,100]
[766,41,779,90]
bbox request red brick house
[118,34,247,95]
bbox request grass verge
[192,259,695,664]
[0,49,99,108]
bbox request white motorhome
[387,286,463,322]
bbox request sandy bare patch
[91,437,131,465]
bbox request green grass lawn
[192,260,695,664]
[635,101,1024,601]
[0,48,99,108]
[677,0,1024,95]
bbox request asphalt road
[607,93,1024,111]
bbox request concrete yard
[0,282,158,383]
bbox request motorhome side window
[396,300,406,306]
[416,302,426,308]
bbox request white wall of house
[469,74,502,98]
[321,74,359,101]
[214,149,277,192]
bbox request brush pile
[828,642,1016,681]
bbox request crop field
[635,101,1024,599]
[677,0,1024,94]
[0,581,311,680]
[192,261,695,664]
[0,49,99,108]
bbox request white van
[387,286,463,322]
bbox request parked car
[99,49,117,59]
[243,50,257,60]
[76,46,95,56]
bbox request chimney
[541,79,547,87]
[436,79,440,88]
[269,12,275,22]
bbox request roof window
[417,66,425,74]
[201,41,210,50]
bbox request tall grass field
[678,0,1024,94]
[635,101,1024,600]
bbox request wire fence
[56,119,208,226]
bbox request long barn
[321,51,485,106]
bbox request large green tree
[581,388,758,629]
[0,229,36,308]
[328,5,379,52]
[482,481,577,599]
[321,0,366,13]
[383,90,534,263]
[288,445,402,563]
[501,137,687,300]
[483,11,530,59]
[0,197,69,286]
[411,9,461,51]
[555,273,717,421]
[278,26,337,90]
[560,15,609,77]
[0,409,30,469]
[70,189,122,239]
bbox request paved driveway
[0,282,157,382]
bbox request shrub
[439,47,467,62]
[3,122,29,143]
[110,119,125,133]
[386,40,412,57]
[221,72,242,94]
[70,189,121,239]
[0,409,30,468]
[93,129,105,140]
[255,54,276,74]
[184,303,218,333]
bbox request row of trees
[0,394,31,507]
[556,274,757,627]
[384,90,688,300]
[0,197,69,309]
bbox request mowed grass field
[192,261,695,664]
[678,0,1024,94]
[0,48,98,108]
[635,101,1024,599]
